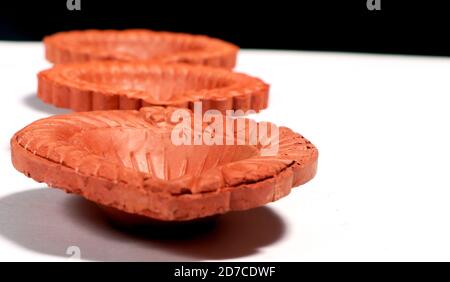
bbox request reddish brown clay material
[11,107,318,221]
[38,62,269,113]
[44,30,238,69]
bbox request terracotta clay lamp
[44,29,238,69]
[11,107,318,221]
[38,61,269,113]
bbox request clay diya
[44,29,238,69]
[38,61,269,113]
[11,107,318,221]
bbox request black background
[0,0,448,56]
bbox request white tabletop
[1,42,450,261]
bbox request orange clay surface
[44,30,238,69]
[11,107,318,221]
[38,62,269,113]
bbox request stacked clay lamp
[11,30,318,224]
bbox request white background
[1,42,450,261]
